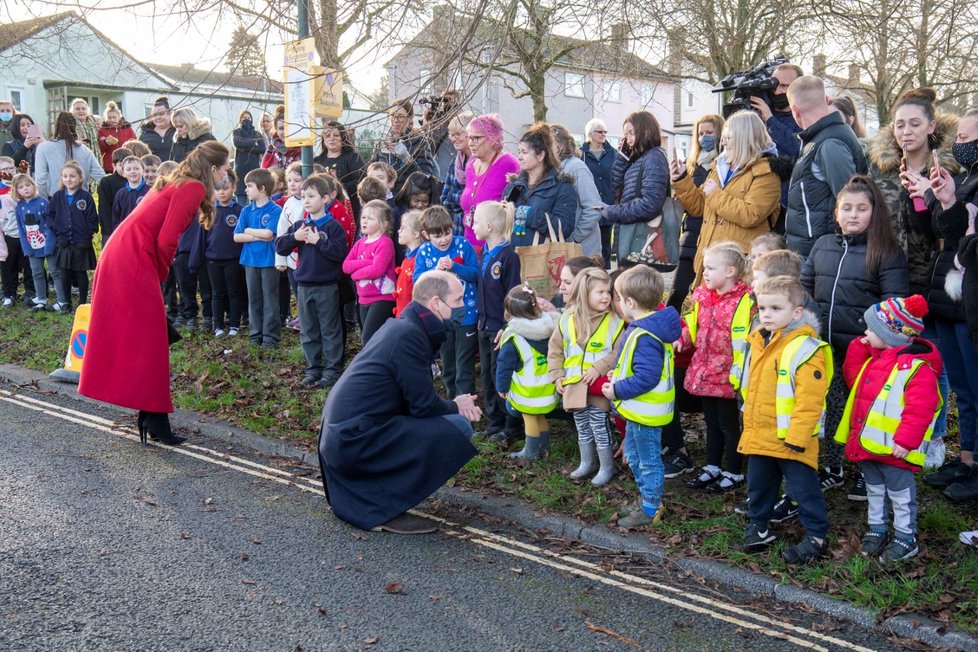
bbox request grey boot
[570,440,598,479]
[591,446,617,486]
[509,434,542,460]
[538,431,551,458]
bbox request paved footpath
[0,380,951,651]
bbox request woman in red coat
[79,141,230,445]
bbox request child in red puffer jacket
[835,295,941,563]
[676,241,755,493]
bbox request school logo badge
[261,214,271,227]
[76,199,87,211]
[226,215,238,227]
[490,261,502,280]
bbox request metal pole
[298,0,314,177]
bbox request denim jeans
[623,422,665,513]
[920,324,949,439]
[935,319,978,454]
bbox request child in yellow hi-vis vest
[602,265,681,527]
[496,285,560,461]
[737,276,832,564]
[836,295,941,562]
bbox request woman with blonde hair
[70,98,101,160]
[671,110,782,285]
[439,111,474,234]
[668,113,724,311]
[169,106,216,163]
[79,141,231,446]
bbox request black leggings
[702,396,743,474]
[59,269,89,305]
[207,258,243,330]
[358,300,394,347]
[1,235,33,299]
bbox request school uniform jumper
[476,241,522,431]
[236,200,282,346]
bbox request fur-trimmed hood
[506,311,559,342]
[505,169,576,187]
[185,117,213,142]
[868,112,960,175]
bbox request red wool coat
[680,281,752,399]
[839,337,942,471]
[78,181,207,412]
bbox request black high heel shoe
[136,411,186,446]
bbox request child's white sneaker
[960,530,978,547]
[214,329,226,338]
[923,438,946,471]
[1,297,12,307]
[228,327,239,337]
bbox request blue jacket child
[413,235,479,327]
[611,307,682,403]
[189,201,244,272]
[16,196,55,257]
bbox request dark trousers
[1,235,34,299]
[173,252,212,321]
[667,257,696,312]
[207,258,243,330]
[278,269,291,320]
[440,323,478,399]
[478,328,520,432]
[702,396,743,474]
[747,455,827,539]
[599,224,615,269]
[58,269,88,305]
[244,266,281,346]
[298,283,343,378]
[358,300,394,347]
[162,268,179,317]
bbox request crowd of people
[0,64,976,550]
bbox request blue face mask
[446,304,466,328]
[699,135,716,152]
[0,111,12,123]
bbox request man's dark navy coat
[318,301,477,530]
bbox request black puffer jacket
[928,163,978,321]
[958,234,978,350]
[678,163,709,262]
[800,230,909,353]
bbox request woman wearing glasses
[582,119,617,266]
[370,98,435,193]
[459,114,520,252]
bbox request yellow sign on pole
[312,67,343,119]
[283,38,319,148]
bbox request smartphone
[674,147,686,166]
[26,124,42,139]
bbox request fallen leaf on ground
[363,636,379,645]
[585,622,639,647]
[384,582,405,595]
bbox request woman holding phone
[1,114,43,173]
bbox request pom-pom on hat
[863,295,928,347]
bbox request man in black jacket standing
[785,76,868,258]
[318,271,482,534]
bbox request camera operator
[421,89,463,183]
[784,75,867,257]
[750,63,804,225]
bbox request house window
[604,80,621,103]
[687,91,694,108]
[419,69,431,87]
[640,85,654,106]
[565,72,585,98]
[90,97,99,114]
[9,89,22,111]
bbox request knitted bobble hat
[863,294,928,347]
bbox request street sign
[283,37,319,148]
[312,67,343,119]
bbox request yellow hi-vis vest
[500,330,559,415]
[559,312,623,384]
[611,327,675,426]
[833,358,942,467]
[685,293,754,390]
[739,333,833,439]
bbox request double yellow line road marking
[0,388,877,652]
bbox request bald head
[787,76,829,128]
[413,270,462,306]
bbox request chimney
[666,29,682,77]
[610,22,629,59]
[812,54,826,78]
[848,64,861,86]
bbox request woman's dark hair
[564,255,602,277]
[504,285,542,321]
[519,123,561,173]
[154,96,170,111]
[894,87,938,149]
[836,175,901,274]
[52,112,78,160]
[394,171,436,205]
[319,121,354,155]
[624,111,662,157]
[10,113,34,141]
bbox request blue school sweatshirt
[48,188,98,244]
[235,200,281,268]
[16,196,55,257]
[275,211,347,286]
[110,180,150,236]
[476,241,521,332]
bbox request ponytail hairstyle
[836,175,900,274]
[52,111,79,161]
[504,284,542,321]
[703,241,748,280]
[154,140,229,229]
[473,200,516,238]
[893,87,938,149]
[518,123,561,173]
[103,100,122,122]
[829,96,865,138]
[567,267,613,341]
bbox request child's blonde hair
[400,209,423,236]
[60,161,85,188]
[752,249,802,278]
[285,161,303,179]
[474,200,515,238]
[121,139,151,157]
[9,173,37,201]
[567,267,613,341]
[754,275,806,309]
[361,199,392,235]
[704,241,747,280]
[157,160,178,179]
[750,232,786,254]
[367,161,397,185]
[102,100,122,121]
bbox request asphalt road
[0,382,913,651]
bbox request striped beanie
[864,295,928,347]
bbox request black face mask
[952,139,978,168]
[769,93,790,112]
[242,119,253,129]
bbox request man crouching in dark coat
[318,270,482,534]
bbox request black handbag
[166,317,182,346]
